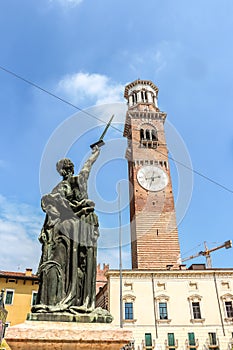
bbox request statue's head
[56,158,74,178]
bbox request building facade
[104,267,233,350]
[0,269,39,326]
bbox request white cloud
[57,72,125,105]
[0,193,131,273]
[0,195,43,273]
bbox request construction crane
[182,240,232,268]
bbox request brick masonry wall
[126,109,181,269]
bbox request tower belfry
[124,79,181,270]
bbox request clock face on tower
[137,165,168,192]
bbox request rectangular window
[159,302,168,319]
[188,332,196,350]
[125,302,133,320]
[145,333,152,349]
[31,292,38,306]
[5,290,14,305]
[208,333,217,346]
[225,301,233,318]
[192,302,201,319]
[168,333,175,349]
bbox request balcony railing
[185,339,199,349]
[141,339,155,350]
[206,338,219,350]
[140,140,159,149]
[121,341,135,350]
[165,339,178,350]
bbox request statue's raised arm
[78,145,100,181]
[70,145,100,207]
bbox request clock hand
[149,171,155,188]
[145,175,161,180]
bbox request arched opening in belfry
[140,129,144,141]
[151,129,158,141]
[140,90,148,103]
[145,129,150,140]
[140,126,158,149]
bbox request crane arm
[181,240,232,265]
[206,240,232,255]
[182,251,204,262]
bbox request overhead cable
[0,65,232,194]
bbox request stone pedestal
[27,308,113,323]
[5,321,133,350]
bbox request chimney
[25,268,32,276]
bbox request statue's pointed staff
[90,114,114,149]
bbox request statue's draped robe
[34,154,99,313]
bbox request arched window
[140,91,148,103]
[151,129,158,141]
[140,127,158,148]
[145,129,150,140]
[140,129,144,141]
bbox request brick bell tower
[123,79,181,270]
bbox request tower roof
[124,79,159,99]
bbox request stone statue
[31,146,112,322]
[0,290,5,308]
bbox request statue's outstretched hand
[92,145,100,155]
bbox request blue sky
[0,0,233,272]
